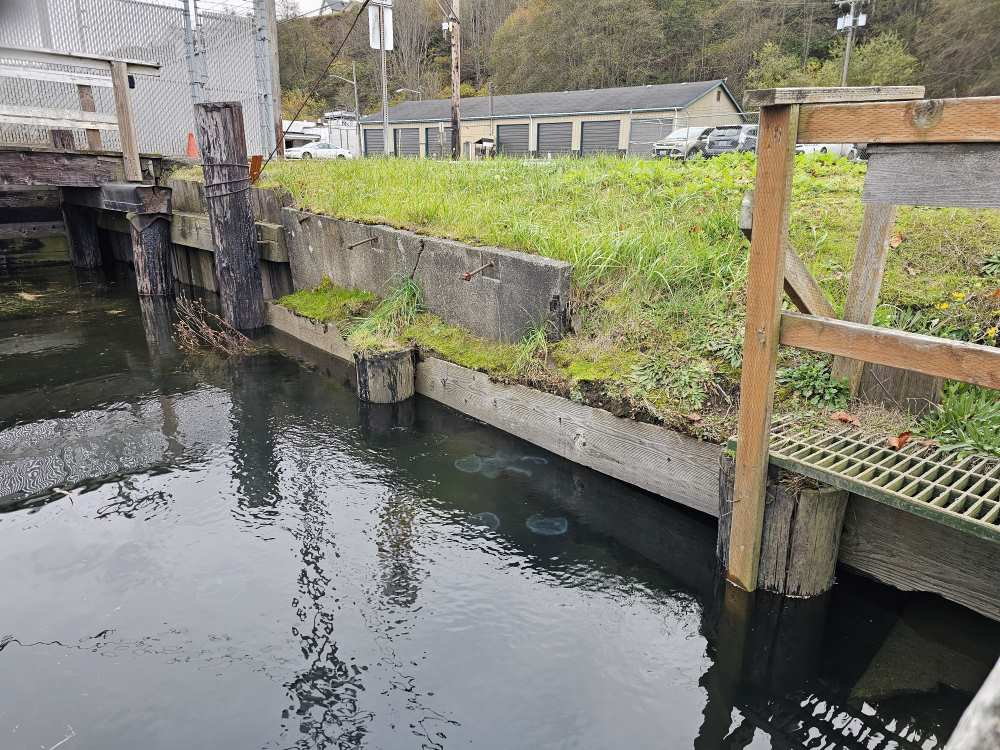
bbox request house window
[716,90,722,102]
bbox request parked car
[285,142,352,159]
[653,126,713,159]
[703,124,757,157]
[795,143,855,158]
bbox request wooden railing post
[726,102,800,591]
[194,101,265,330]
[110,60,142,182]
[831,202,898,391]
[77,83,102,151]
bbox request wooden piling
[129,214,174,297]
[355,348,415,403]
[62,203,102,269]
[946,657,1000,749]
[719,455,848,597]
[194,101,265,330]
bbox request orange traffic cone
[186,132,198,158]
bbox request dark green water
[1,268,997,750]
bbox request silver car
[285,142,352,159]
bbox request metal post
[253,0,278,155]
[379,3,390,155]
[449,0,461,160]
[353,61,361,157]
[265,0,283,156]
[182,0,204,108]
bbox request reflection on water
[0,268,997,750]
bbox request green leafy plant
[920,383,1000,457]
[982,254,1000,278]
[778,361,848,406]
[513,322,551,374]
[631,353,712,409]
[704,335,743,370]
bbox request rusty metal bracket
[462,261,494,281]
[346,235,378,250]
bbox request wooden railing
[727,87,1000,591]
[0,45,160,181]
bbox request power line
[257,0,371,176]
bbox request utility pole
[448,0,461,160]
[835,0,867,87]
[253,0,279,155]
[265,0,284,156]
[352,61,361,157]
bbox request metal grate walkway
[764,422,1000,543]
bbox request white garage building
[359,79,743,158]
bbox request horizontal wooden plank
[0,151,158,188]
[745,85,924,108]
[0,105,118,131]
[797,96,1000,145]
[839,497,1000,623]
[0,188,60,209]
[0,64,113,87]
[0,45,160,77]
[0,220,65,239]
[170,211,288,262]
[780,312,1000,390]
[863,143,1000,208]
[415,356,723,516]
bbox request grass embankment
[234,155,1000,451]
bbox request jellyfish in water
[454,455,483,473]
[520,456,548,465]
[470,511,501,531]
[525,514,568,536]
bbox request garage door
[425,126,453,157]
[364,129,384,156]
[580,120,621,155]
[536,122,572,156]
[628,117,674,156]
[394,127,419,157]
[496,124,530,156]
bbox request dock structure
[724,87,1000,597]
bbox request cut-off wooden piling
[129,214,174,297]
[718,455,848,597]
[355,348,415,403]
[194,101,265,330]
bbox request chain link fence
[0,0,270,155]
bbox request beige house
[359,80,743,159]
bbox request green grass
[204,153,1000,443]
[920,383,1000,457]
[277,277,376,325]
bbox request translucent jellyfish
[525,514,568,536]
[504,465,532,478]
[454,455,483,473]
[520,456,548,465]
[470,511,501,531]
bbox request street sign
[368,3,393,51]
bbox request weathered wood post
[718,455,848,596]
[194,101,265,330]
[129,214,174,297]
[62,203,102,269]
[726,99,800,591]
[354,348,416,403]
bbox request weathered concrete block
[281,207,572,343]
[265,301,353,361]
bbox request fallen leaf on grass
[831,411,861,426]
[886,431,912,450]
[888,233,905,249]
[106,309,125,315]
[686,413,703,423]
[15,292,40,301]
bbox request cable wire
[255,0,371,180]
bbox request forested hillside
[276,0,1000,117]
